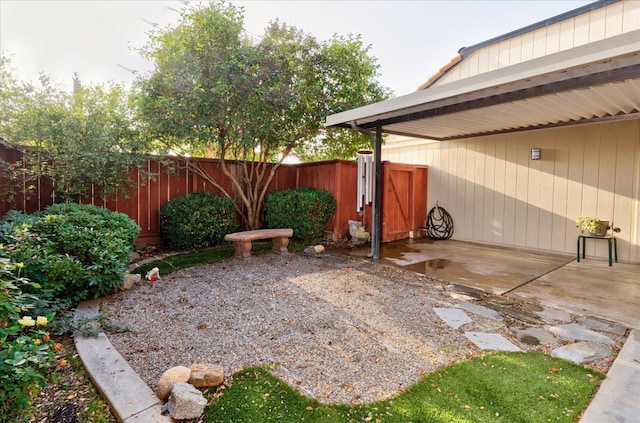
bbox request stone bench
[224,229,293,259]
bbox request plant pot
[587,220,610,236]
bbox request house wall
[381,119,640,263]
[435,0,640,86]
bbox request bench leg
[234,241,252,259]
[272,237,290,254]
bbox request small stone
[157,366,191,401]
[304,245,326,254]
[165,382,207,420]
[122,273,141,290]
[188,363,224,388]
[128,251,141,263]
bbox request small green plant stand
[577,234,617,266]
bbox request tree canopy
[0,58,147,203]
[136,1,390,229]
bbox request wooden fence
[0,144,427,245]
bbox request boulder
[157,366,191,400]
[189,363,224,388]
[163,382,207,420]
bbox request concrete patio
[351,238,640,329]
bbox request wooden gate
[381,162,428,241]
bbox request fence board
[1,144,427,245]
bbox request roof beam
[436,111,640,141]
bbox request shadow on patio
[349,238,640,329]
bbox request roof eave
[326,29,640,131]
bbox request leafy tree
[136,2,390,230]
[0,57,148,204]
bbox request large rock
[189,363,224,388]
[163,382,207,420]
[157,366,191,400]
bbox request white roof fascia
[326,29,640,128]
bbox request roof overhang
[326,29,640,141]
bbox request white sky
[1,0,593,95]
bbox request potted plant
[576,216,620,236]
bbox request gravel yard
[101,251,622,405]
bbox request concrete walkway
[580,329,640,422]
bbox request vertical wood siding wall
[382,119,640,263]
[435,1,640,87]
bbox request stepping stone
[457,302,504,321]
[464,332,521,352]
[551,342,612,364]
[511,327,557,346]
[549,323,616,345]
[536,306,572,323]
[434,308,472,329]
[577,317,627,336]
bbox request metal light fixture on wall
[531,147,541,160]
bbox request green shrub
[0,203,140,303]
[265,187,336,244]
[0,259,56,422]
[160,192,238,251]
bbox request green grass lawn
[132,246,235,276]
[134,248,604,423]
[207,353,603,423]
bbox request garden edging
[73,299,171,423]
